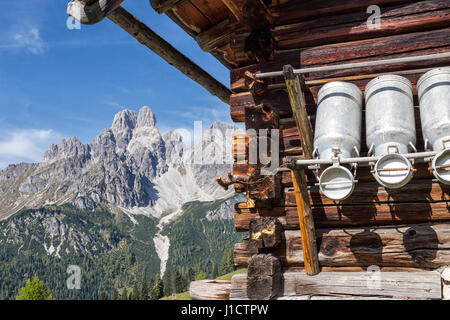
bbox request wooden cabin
[68,0,450,299]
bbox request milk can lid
[432,149,450,185]
[319,165,355,201]
[374,154,413,189]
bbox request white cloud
[0,28,46,54]
[13,28,45,54]
[0,129,62,169]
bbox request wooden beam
[283,64,319,276]
[189,280,231,300]
[231,271,442,300]
[106,7,231,104]
[220,0,271,30]
[149,0,183,14]
[66,1,232,103]
[234,222,450,269]
[247,254,281,300]
[67,0,126,25]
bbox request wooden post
[283,64,320,275]
[247,254,281,300]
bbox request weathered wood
[106,7,232,103]
[284,65,319,275]
[150,0,183,14]
[67,0,126,25]
[442,267,450,300]
[235,223,450,269]
[283,66,313,158]
[247,254,281,300]
[189,280,231,300]
[271,0,417,26]
[221,0,272,30]
[230,271,442,300]
[230,28,450,92]
[249,217,283,250]
[235,200,450,231]
[274,1,450,49]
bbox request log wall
[225,0,450,274]
[156,0,450,294]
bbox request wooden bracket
[216,171,236,190]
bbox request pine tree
[16,275,53,300]
[163,272,173,297]
[195,269,207,281]
[131,281,140,300]
[220,247,235,275]
[120,287,128,300]
[174,270,185,293]
[141,274,149,300]
[187,267,195,283]
[150,274,164,300]
[212,263,219,279]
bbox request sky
[0,0,232,169]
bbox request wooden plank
[150,0,183,14]
[220,0,272,30]
[189,280,231,300]
[172,0,212,33]
[274,1,450,49]
[247,254,281,300]
[234,222,450,269]
[230,271,442,300]
[230,28,450,91]
[284,65,319,275]
[235,200,450,231]
[284,181,450,207]
[299,28,450,67]
[271,0,416,26]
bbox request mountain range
[0,106,244,299]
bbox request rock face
[0,106,241,219]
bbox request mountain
[0,106,245,299]
[0,106,239,219]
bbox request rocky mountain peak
[137,106,156,128]
[111,109,137,131]
[0,106,235,219]
[43,136,88,163]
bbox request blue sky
[0,0,231,168]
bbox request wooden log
[230,28,450,92]
[247,254,281,300]
[274,1,450,49]
[299,28,450,67]
[235,200,450,231]
[105,7,232,103]
[234,222,450,269]
[189,280,231,300]
[285,180,450,207]
[271,0,417,26]
[220,0,272,30]
[249,217,283,250]
[230,271,442,300]
[284,65,319,275]
[150,0,182,14]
